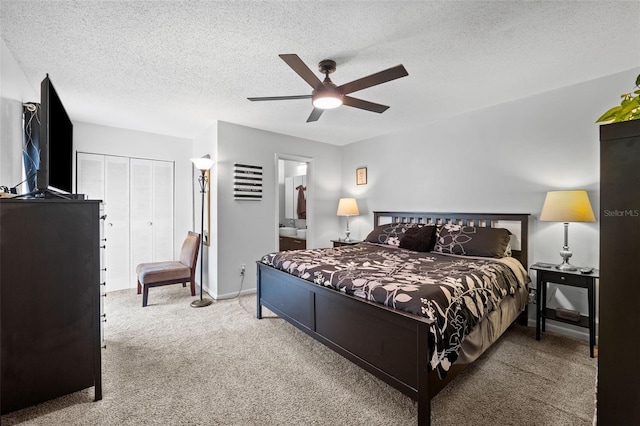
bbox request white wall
[340,67,640,340]
[0,37,38,189]
[210,121,342,298]
[74,122,193,260]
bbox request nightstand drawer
[537,270,590,287]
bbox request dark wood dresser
[598,119,640,424]
[0,198,102,414]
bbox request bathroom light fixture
[190,155,214,308]
[540,190,596,271]
[336,198,359,241]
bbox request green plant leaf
[596,74,640,123]
[619,99,640,120]
[596,105,623,123]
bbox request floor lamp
[190,156,214,308]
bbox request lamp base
[555,262,577,272]
[190,298,213,308]
[556,245,576,271]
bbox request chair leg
[137,280,142,295]
[190,277,196,296]
[142,285,149,307]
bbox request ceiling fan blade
[279,54,324,90]
[342,96,390,113]
[248,95,311,101]
[338,64,408,95]
[306,108,324,122]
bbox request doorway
[276,154,312,250]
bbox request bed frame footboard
[256,262,433,425]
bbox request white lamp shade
[540,190,596,222]
[190,157,214,171]
[337,198,359,216]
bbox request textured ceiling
[2,1,639,145]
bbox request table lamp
[540,190,596,271]
[336,198,359,242]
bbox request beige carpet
[1,287,597,425]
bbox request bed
[256,211,530,425]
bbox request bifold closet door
[130,158,174,284]
[130,159,154,284]
[76,153,104,201]
[104,156,130,291]
[79,154,174,290]
[78,153,132,292]
[151,160,174,262]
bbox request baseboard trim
[527,317,591,343]
[213,287,256,300]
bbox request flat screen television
[36,74,73,194]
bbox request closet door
[130,159,154,284]
[78,154,132,292]
[76,153,105,201]
[151,161,174,261]
[79,155,174,290]
[104,156,130,291]
[130,158,175,284]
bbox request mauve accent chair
[136,231,201,307]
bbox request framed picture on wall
[356,167,367,185]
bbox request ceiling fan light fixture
[312,92,343,109]
[248,54,408,121]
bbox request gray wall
[340,67,640,339]
[210,121,342,298]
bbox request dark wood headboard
[373,211,530,268]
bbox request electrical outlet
[240,264,246,275]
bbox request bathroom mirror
[284,174,307,219]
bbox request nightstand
[331,239,361,248]
[530,263,599,357]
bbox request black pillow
[399,225,437,252]
[364,223,423,246]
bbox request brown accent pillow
[364,223,423,246]
[399,225,437,252]
[434,225,511,258]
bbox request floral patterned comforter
[260,242,529,377]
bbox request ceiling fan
[248,54,409,122]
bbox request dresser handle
[560,276,566,281]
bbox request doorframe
[275,153,313,250]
